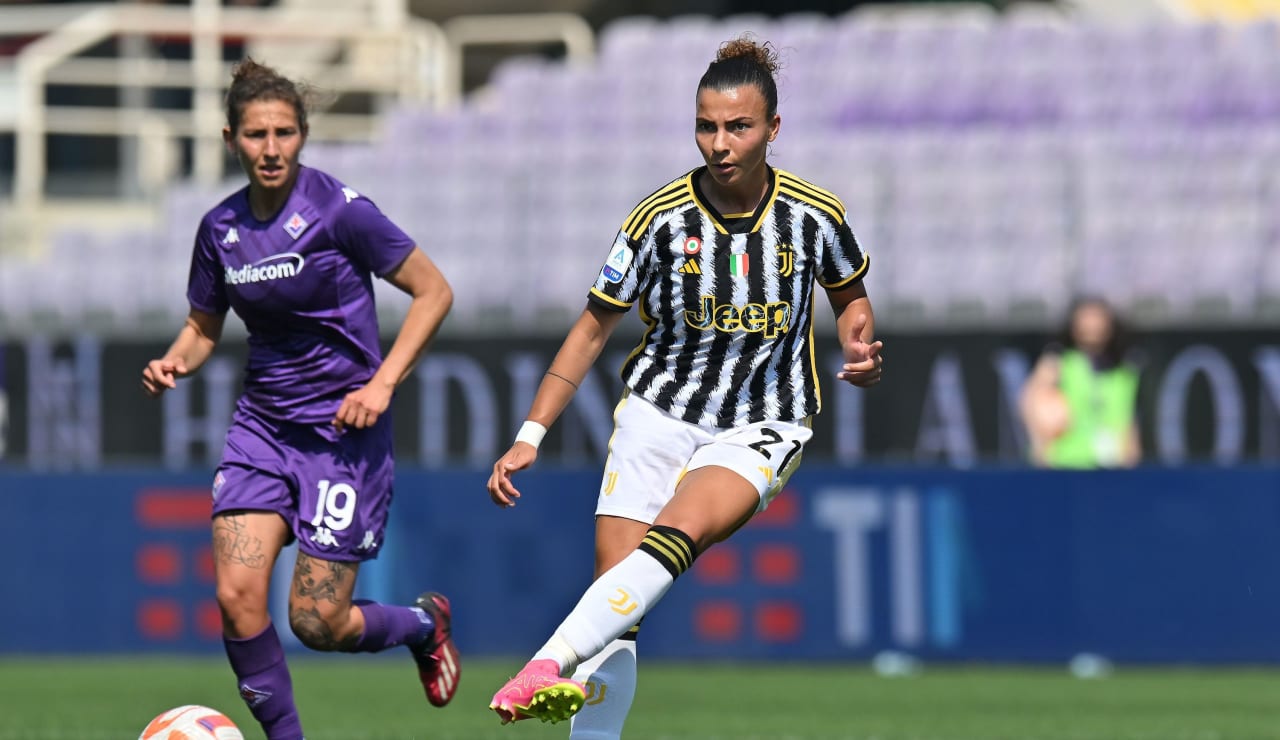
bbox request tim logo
[685,295,792,338]
[602,246,633,283]
[777,243,795,277]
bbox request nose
[711,128,729,154]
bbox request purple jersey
[187,166,416,424]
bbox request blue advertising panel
[3,467,1279,662]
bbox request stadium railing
[2,1,593,210]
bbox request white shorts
[595,392,814,524]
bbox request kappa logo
[602,246,633,283]
[283,212,309,239]
[310,526,339,547]
[777,243,795,277]
[342,186,359,203]
[676,260,701,275]
[222,227,239,245]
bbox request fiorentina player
[141,59,458,740]
[485,36,884,736]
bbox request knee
[216,581,269,635]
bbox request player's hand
[487,443,538,508]
[837,313,884,387]
[141,358,188,397]
[333,382,393,430]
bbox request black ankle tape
[638,525,697,579]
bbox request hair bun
[715,34,781,75]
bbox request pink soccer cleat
[411,592,461,707]
[489,658,586,725]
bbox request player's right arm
[1019,351,1066,464]
[141,308,225,397]
[486,302,626,508]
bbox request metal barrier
[2,1,595,208]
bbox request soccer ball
[138,705,244,739]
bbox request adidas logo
[677,260,701,275]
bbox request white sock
[533,526,695,676]
[568,635,638,740]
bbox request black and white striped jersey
[589,165,869,429]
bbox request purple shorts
[212,406,394,562]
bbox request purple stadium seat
[25,12,1279,329]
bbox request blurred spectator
[1020,297,1141,469]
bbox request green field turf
[1,656,1277,740]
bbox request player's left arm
[333,248,453,430]
[826,279,883,387]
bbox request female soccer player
[485,36,884,735]
[141,59,459,740]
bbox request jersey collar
[688,165,779,235]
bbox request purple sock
[224,623,304,740]
[352,599,434,653]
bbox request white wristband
[515,420,548,449]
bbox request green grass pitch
[1,656,1278,739]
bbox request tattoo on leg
[292,553,354,605]
[290,555,359,652]
[289,605,355,651]
[213,514,267,569]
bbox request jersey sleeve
[331,190,418,277]
[818,215,870,289]
[185,217,229,315]
[588,229,649,313]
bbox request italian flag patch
[729,253,749,277]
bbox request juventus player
[141,59,459,739]
[486,36,883,733]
